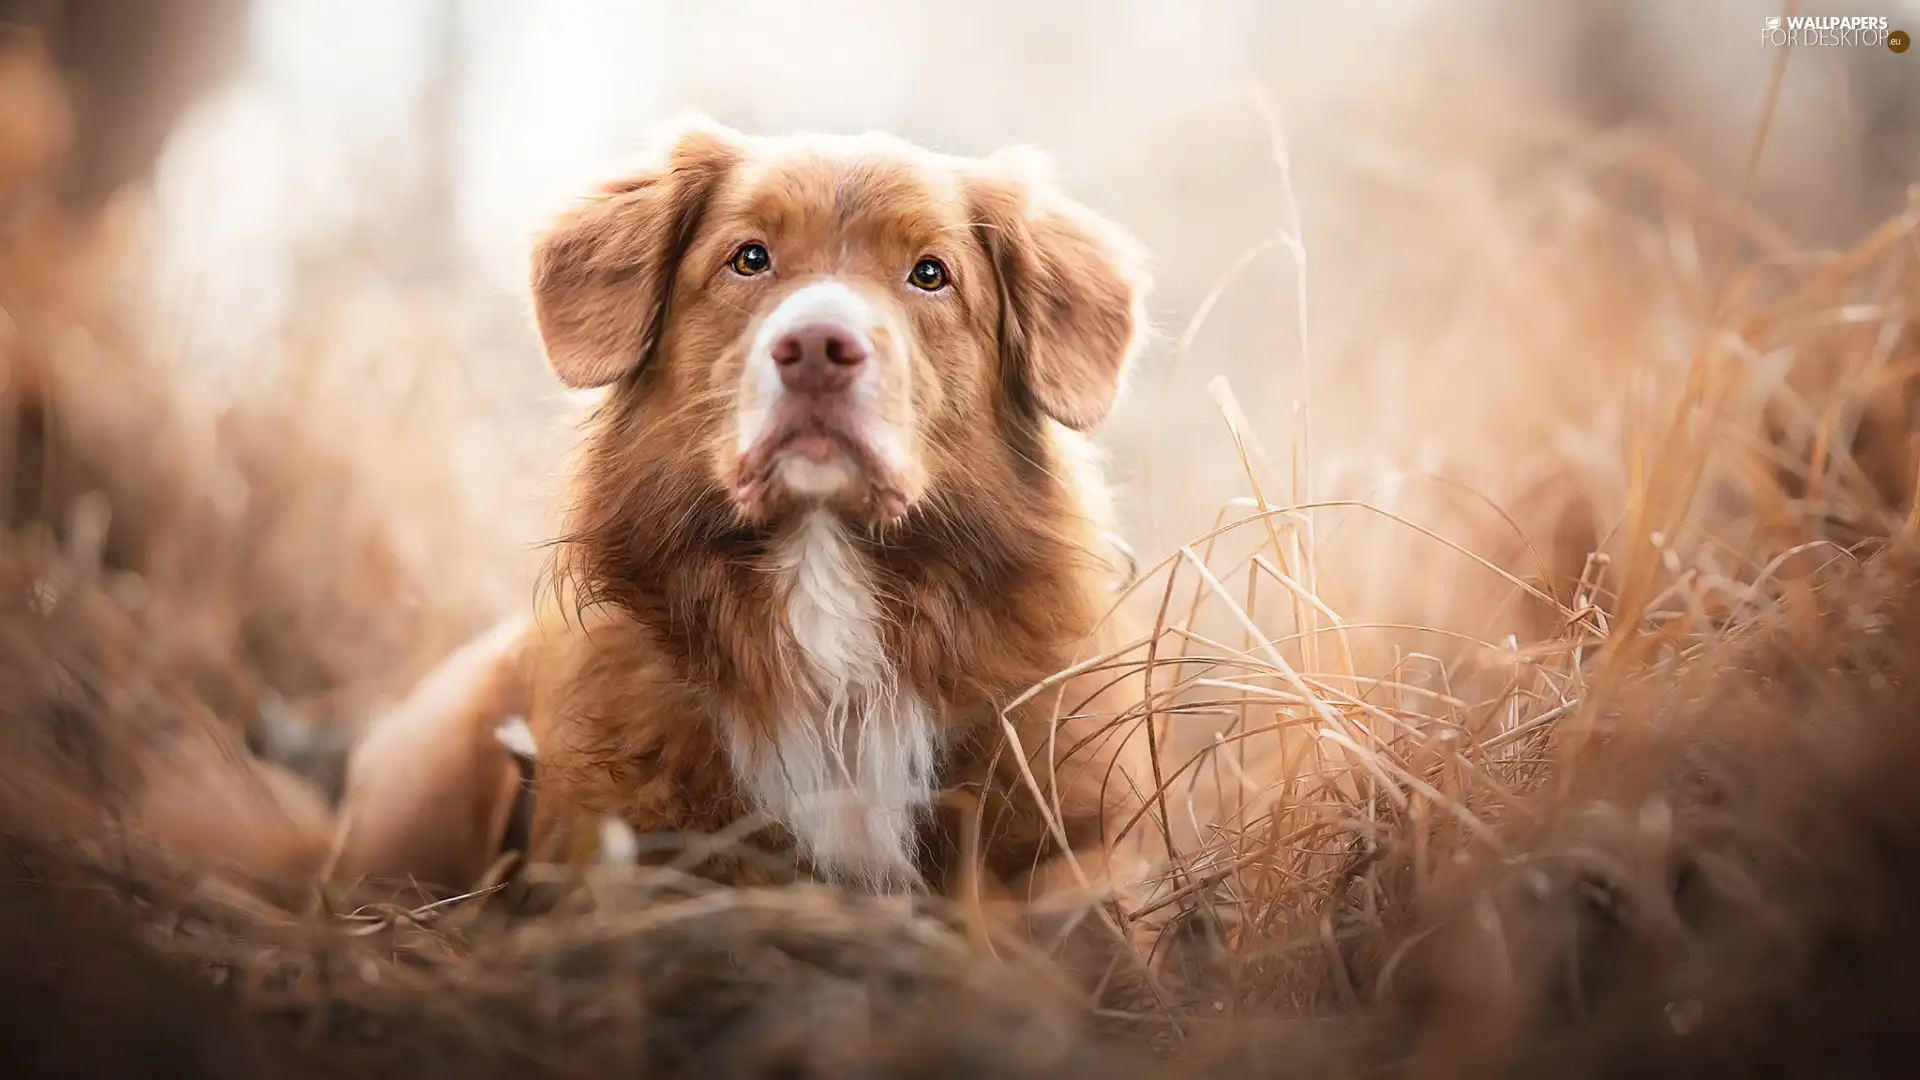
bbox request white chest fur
[724,512,938,891]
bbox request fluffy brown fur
[336,117,1164,909]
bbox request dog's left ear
[968,148,1150,431]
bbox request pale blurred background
[119,0,1920,677]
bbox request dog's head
[531,117,1147,537]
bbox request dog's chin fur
[730,439,916,530]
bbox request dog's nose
[772,322,869,395]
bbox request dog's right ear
[530,117,743,389]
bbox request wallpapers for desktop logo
[1761,13,1909,51]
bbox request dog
[331,116,1163,910]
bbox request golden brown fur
[334,117,1162,907]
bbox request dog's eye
[730,243,772,277]
[908,258,948,292]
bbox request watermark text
[1761,14,1909,51]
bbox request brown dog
[333,116,1161,907]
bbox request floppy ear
[530,117,743,389]
[967,148,1150,431]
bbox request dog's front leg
[329,616,532,899]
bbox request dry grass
[1044,81,1920,1029]
[2,20,1920,1080]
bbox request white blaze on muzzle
[734,279,911,505]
